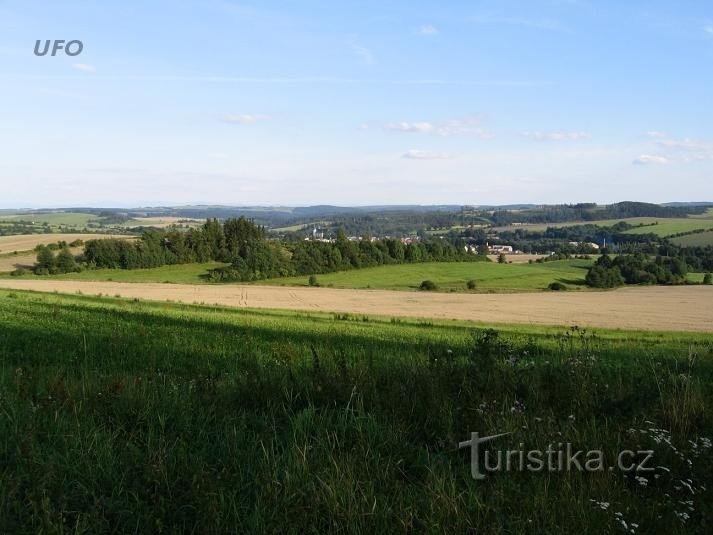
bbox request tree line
[585,253,692,288]
[72,217,484,281]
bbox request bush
[308,275,320,287]
[466,279,477,290]
[704,273,712,285]
[548,281,567,291]
[419,280,438,291]
[10,268,29,277]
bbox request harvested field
[0,279,711,332]
[0,233,130,254]
[0,250,65,272]
[486,254,549,263]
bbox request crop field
[121,216,204,228]
[0,234,130,255]
[0,248,83,272]
[1,279,712,332]
[0,289,711,532]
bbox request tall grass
[1,290,712,533]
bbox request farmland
[1,279,712,331]
[0,233,130,255]
[1,289,712,532]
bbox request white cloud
[385,121,436,134]
[349,39,374,65]
[523,130,590,141]
[384,117,492,138]
[705,23,713,36]
[646,130,666,139]
[402,150,452,160]
[222,113,268,124]
[633,154,670,165]
[416,24,439,36]
[71,63,96,73]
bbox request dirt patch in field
[0,234,131,254]
[0,279,711,332]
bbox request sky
[1,0,712,208]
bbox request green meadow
[0,212,97,228]
[0,289,711,532]
[266,259,594,291]
[1,259,597,292]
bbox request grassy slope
[0,290,711,532]
[18,262,228,283]
[1,260,596,291]
[623,218,713,237]
[266,259,595,291]
[493,213,713,237]
[670,230,713,247]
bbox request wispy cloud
[633,154,670,165]
[349,38,374,65]
[416,24,439,36]
[654,136,713,161]
[523,130,590,141]
[383,117,493,138]
[71,63,96,73]
[222,113,269,124]
[402,150,452,160]
[704,23,713,36]
[470,14,572,33]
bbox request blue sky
[1,0,712,207]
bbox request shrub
[10,268,29,277]
[466,279,477,290]
[419,280,438,291]
[308,275,320,287]
[704,273,712,285]
[548,281,567,291]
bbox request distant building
[488,244,513,254]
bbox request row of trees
[76,218,484,282]
[585,253,690,288]
[33,245,81,275]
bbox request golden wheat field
[0,234,132,254]
[0,279,711,332]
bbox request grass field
[0,259,594,291]
[623,218,713,237]
[267,259,595,291]
[0,211,97,227]
[1,289,711,532]
[670,230,713,247]
[493,214,713,237]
